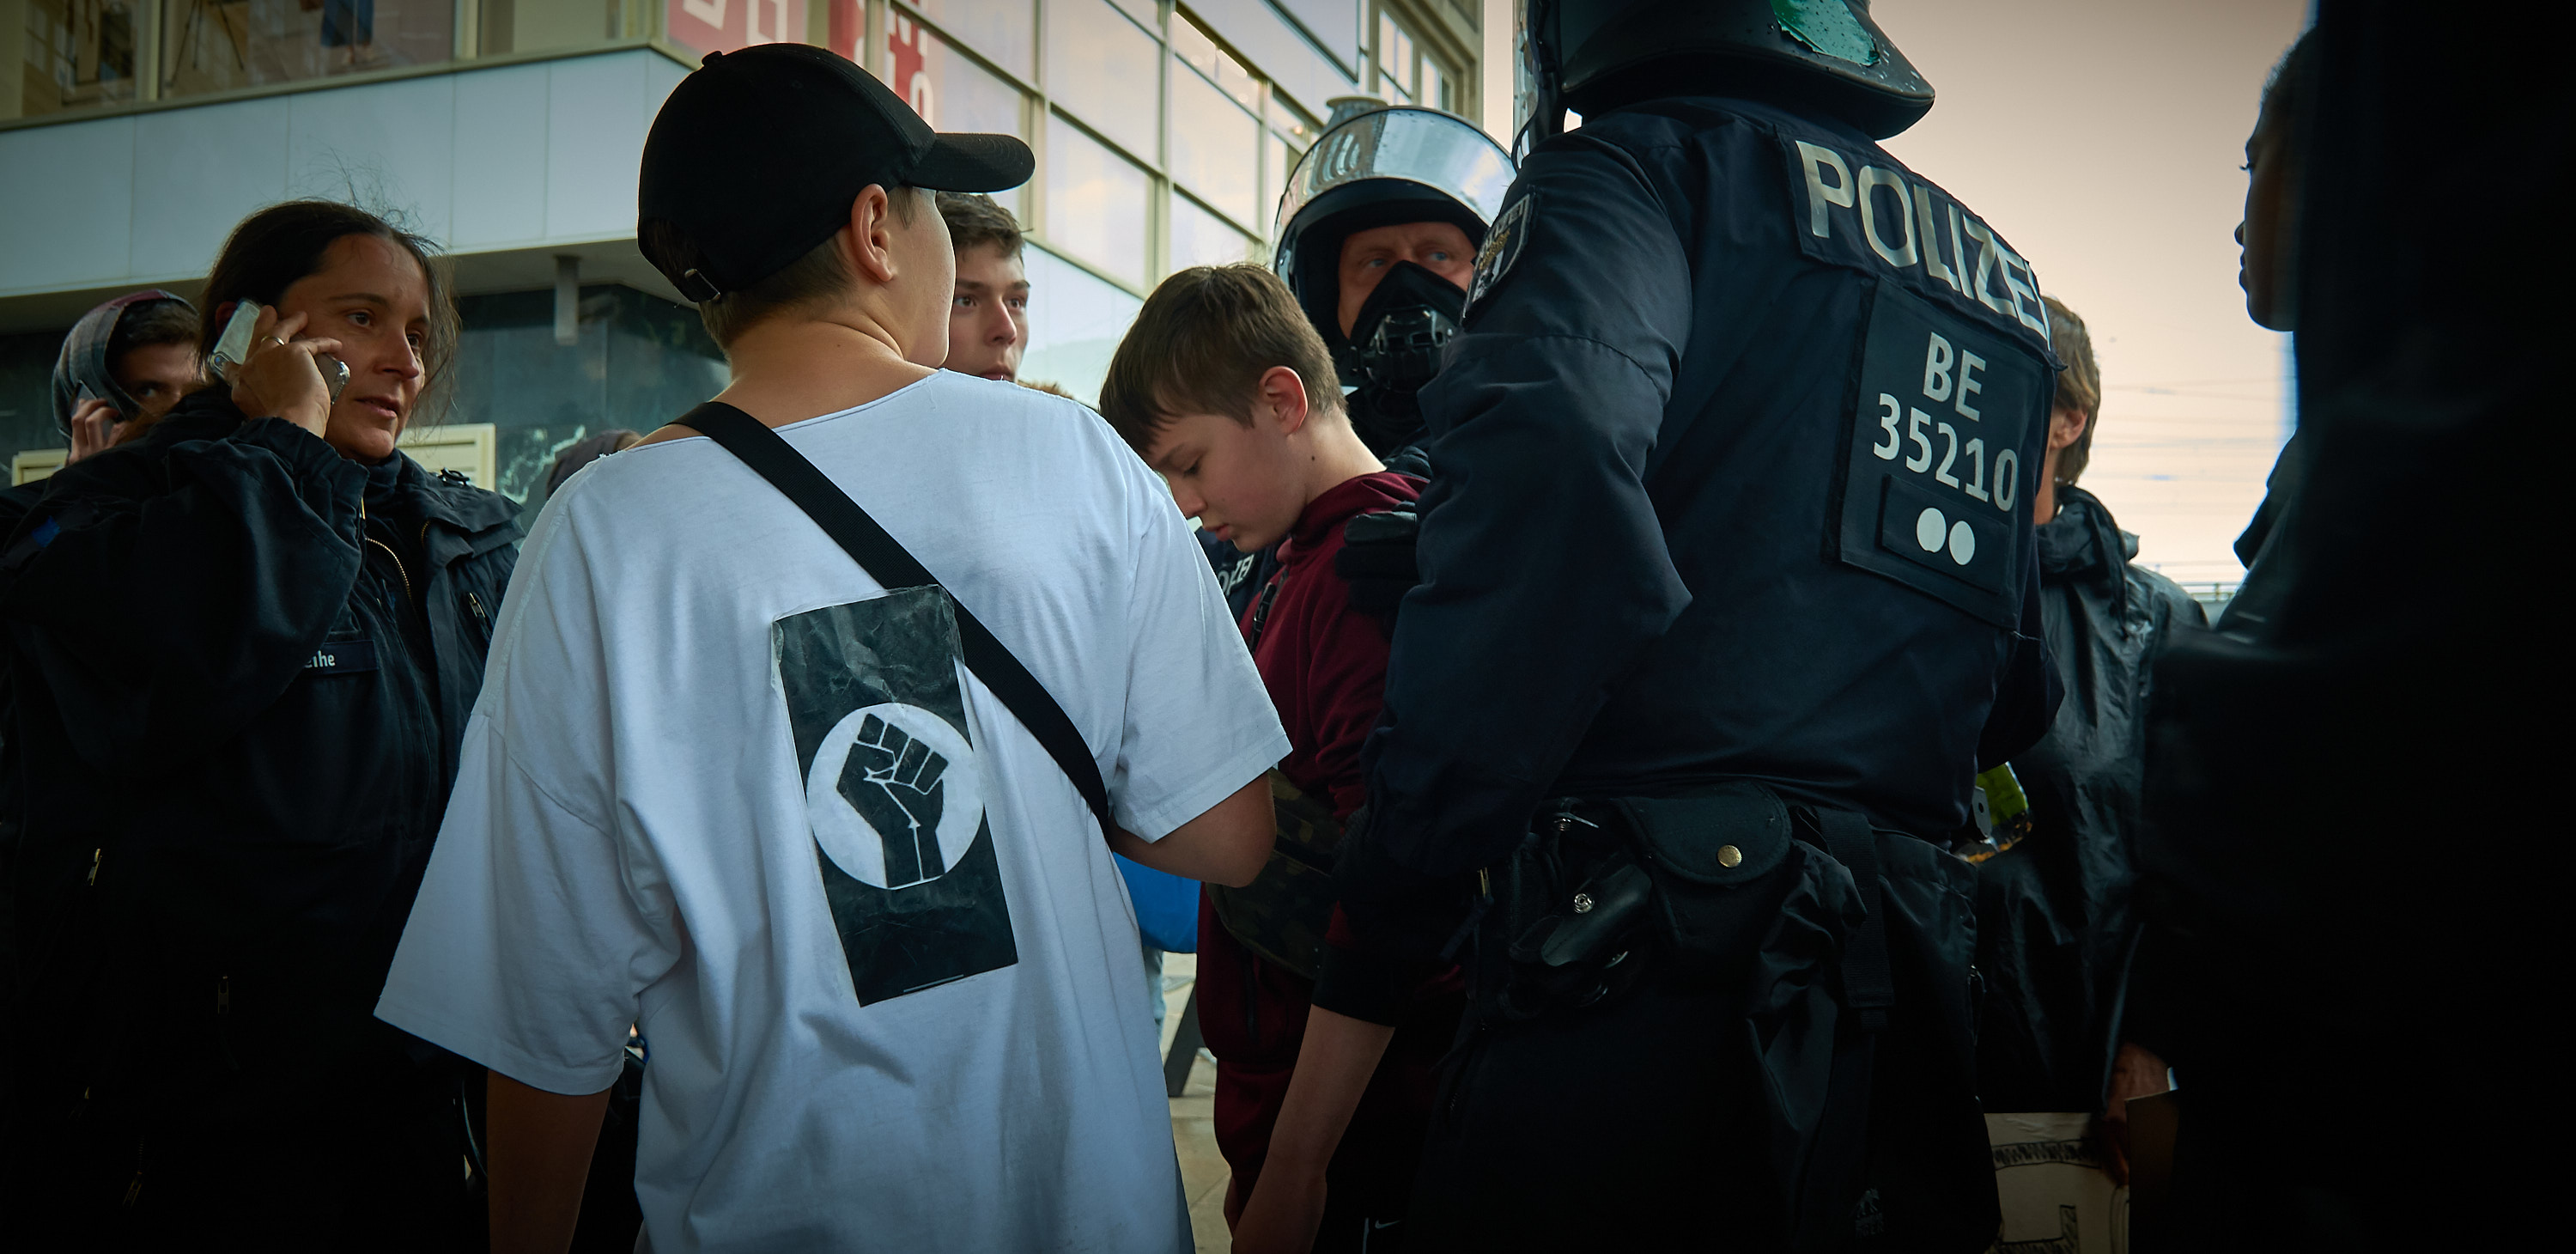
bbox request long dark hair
[197,200,459,414]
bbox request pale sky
[1873,0,2309,584]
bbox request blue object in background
[1116,855,1198,953]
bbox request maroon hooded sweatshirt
[1194,470,1463,1226]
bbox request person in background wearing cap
[0,293,201,536]
[375,45,1282,1254]
[0,291,200,1143]
[53,292,202,466]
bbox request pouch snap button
[1716,844,1743,868]
[1571,892,1595,914]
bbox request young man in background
[936,192,1029,384]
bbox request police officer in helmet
[1336,0,2059,1245]
[1205,100,1512,617]
[1278,98,1513,466]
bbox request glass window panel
[1421,57,1445,113]
[161,0,453,100]
[1044,114,1149,288]
[1106,0,1155,31]
[1170,191,1259,271]
[665,0,805,58]
[1021,244,1143,408]
[1171,12,1256,113]
[1167,64,1256,226]
[1374,10,1409,94]
[1260,129,1286,238]
[14,0,143,118]
[1267,94,1317,149]
[1042,0,1157,160]
[478,0,624,55]
[908,0,1032,82]
[887,12,1023,137]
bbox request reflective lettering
[1935,423,1962,488]
[1996,448,2020,512]
[1964,439,1990,502]
[1874,393,1901,459]
[1956,351,1986,420]
[1856,166,1918,268]
[1998,246,2050,336]
[1796,141,1856,239]
[1963,217,2011,316]
[1905,408,1934,472]
[1916,185,1960,292]
[1922,332,1955,401]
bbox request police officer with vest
[1335,2,2059,1246]
[1204,100,1513,619]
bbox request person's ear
[2048,405,2090,452]
[1260,366,1311,435]
[843,185,901,286]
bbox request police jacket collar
[150,388,519,541]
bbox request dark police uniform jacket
[1364,95,2060,882]
[0,389,519,1244]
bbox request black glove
[1337,505,1421,620]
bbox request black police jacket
[1361,96,2061,880]
[0,390,519,1179]
[1974,485,2204,1112]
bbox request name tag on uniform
[303,638,379,674]
[1834,283,2046,628]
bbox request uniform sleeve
[374,506,677,1095]
[1107,460,1290,840]
[1362,132,1698,878]
[0,417,366,772]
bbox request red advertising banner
[666,0,811,58]
[887,11,931,121]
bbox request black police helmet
[1540,0,1934,140]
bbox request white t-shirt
[377,372,1286,1253]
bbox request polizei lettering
[1786,137,2050,344]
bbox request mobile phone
[210,301,264,379]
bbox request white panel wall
[0,114,137,292]
[0,49,688,299]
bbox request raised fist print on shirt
[781,590,1016,1004]
[841,712,951,882]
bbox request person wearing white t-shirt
[375,45,1284,1254]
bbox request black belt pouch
[1611,783,1807,984]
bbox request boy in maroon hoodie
[1102,265,1460,1252]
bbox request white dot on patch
[1948,520,1976,565]
[1916,508,1947,552]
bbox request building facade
[1,0,1492,500]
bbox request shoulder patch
[1465,193,1534,315]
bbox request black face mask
[1344,260,1468,456]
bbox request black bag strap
[671,402,1116,843]
[1815,807,1895,1033]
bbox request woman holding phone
[0,201,520,1247]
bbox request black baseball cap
[639,43,1033,301]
